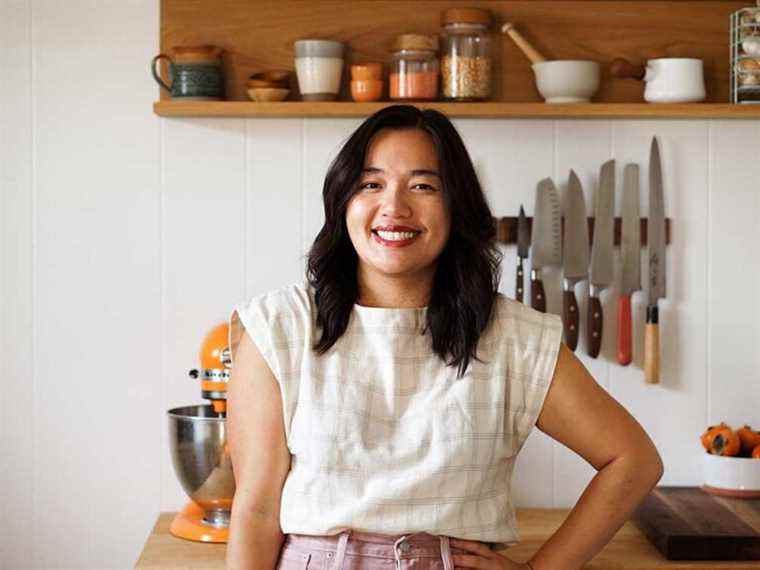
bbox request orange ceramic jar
[351,79,383,101]
[351,62,383,80]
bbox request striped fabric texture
[228,280,562,550]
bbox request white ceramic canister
[294,39,345,101]
[643,58,706,103]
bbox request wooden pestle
[501,22,548,64]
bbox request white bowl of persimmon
[700,422,760,498]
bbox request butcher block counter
[136,501,760,569]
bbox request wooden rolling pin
[501,22,548,64]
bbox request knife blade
[562,170,590,351]
[587,159,615,358]
[516,205,529,303]
[530,179,562,313]
[617,164,641,366]
[646,137,666,384]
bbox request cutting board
[631,486,760,560]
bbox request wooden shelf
[153,101,760,119]
[155,0,759,120]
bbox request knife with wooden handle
[618,164,641,365]
[516,205,529,303]
[646,137,666,383]
[530,179,562,313]
[587,159,615,358]
[562,170,589,351]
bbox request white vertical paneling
[161,116,246,515]
[708,120,760,426]
[32,0,163,567]
[611,121,709,486]
[245,119,304,294]
[1,1,35,568]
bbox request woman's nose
[379,185,412,215]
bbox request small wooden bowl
[247,87,290,102]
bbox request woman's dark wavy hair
[305,104,503,378]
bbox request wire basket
[731,0,760,103]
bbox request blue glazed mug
[151,45,225,100]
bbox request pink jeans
[275,529,475,569]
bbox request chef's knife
[562,170,590,351]
[530,179,562,313]
[516,205,529,303]
[587,160,615,358]
[646,137,666,384]
[617,164,641,366]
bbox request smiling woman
[225,105,664,570]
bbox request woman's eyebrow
[361,166,441,178]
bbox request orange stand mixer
[167,322,236,542]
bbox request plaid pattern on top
[229,280,562,550]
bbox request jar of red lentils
[389,34,439,101]
[440,7,492,101]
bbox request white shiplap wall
[2,1,759,569]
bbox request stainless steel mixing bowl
[167,405,235,527]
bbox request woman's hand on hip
[449,538,530,569]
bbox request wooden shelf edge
[153,101,760,119]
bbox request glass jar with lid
[389,34,439,101]
[440,7,493,100]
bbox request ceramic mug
[151,45,225,100]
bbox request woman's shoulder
[234,279,314,324]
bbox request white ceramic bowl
[531,60,600,103]
[701,452,760,498]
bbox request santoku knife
[530,179,562,313]
[587,159,615,358]
[516,205,529,303]
[562,170,590,351]
[618,164,641,366]
[646,137,666,384]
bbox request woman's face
[345,128,451,283]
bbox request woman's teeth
[375,230,419,241]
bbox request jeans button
[399,541,411,553]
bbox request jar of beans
[440,7,493,101]
[389,34,439,101]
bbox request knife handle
[563,290,579,351]
[516,258,524,303]
[587,295,603,358]
[617,294,632,366]
[531,275,546,313]
[645,305,660,384]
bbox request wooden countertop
[136,509,760,569]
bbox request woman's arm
[526,343,664,570]
[225,328,292,570]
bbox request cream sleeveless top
[228,280,562,550]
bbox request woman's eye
[360,182,381,190]
[413,183,437,191]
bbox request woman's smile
[371,228,423,247]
